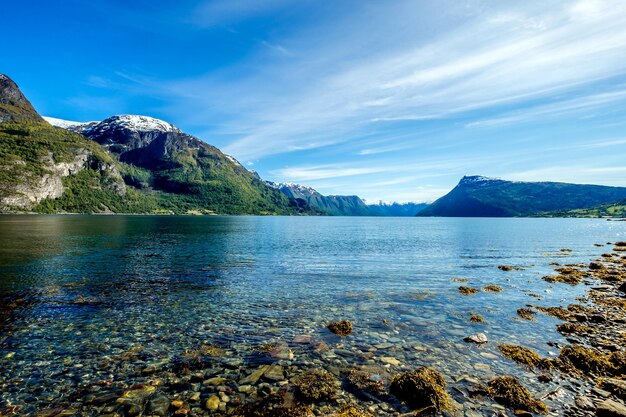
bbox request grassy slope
[545,199,626,218]
[150,147,301,215]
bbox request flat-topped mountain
[418,175,626,217]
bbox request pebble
[380,356,401,366]
[240,365,269,385]
[205,395,220,411]
[464,333,488,344]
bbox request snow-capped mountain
[83,115,180,135]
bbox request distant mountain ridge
[265,181,371,216]
[266,182,428,216]
[418,175,626,217]
[367,201,429,216]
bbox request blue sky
[4,0,626,202]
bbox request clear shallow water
[0,215,625,415]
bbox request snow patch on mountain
[44,116,97,130]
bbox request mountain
[418,175,626,217]
[0,74,309,215]
[266,182,371,216]
[367,201,429,216]
[266,182,428,216]
[0,80,125,212]
[0,74,43,123]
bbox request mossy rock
[389,366,450,412]
[483,285,503,293]
[293,369,338,402]
[327,320,353,336]
[487,376,547,414]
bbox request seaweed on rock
[344,369,388,400]
[487,376,547,414]
[558,345,626,377]
[389,367,450,412]
[293,369,339,402]
[498,345,553,370]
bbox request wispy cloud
[58,0,626,201]
[134,0,626,160]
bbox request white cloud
[195,0,626,159]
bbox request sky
[3,0,626,203]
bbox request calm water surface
[0,216,625,415]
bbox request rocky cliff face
[0,146,125,211]
[0,74,43,123]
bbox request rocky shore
[1,242,626,417]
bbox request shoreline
[1,212,626,220]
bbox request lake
[0,215,624,416]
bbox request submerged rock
[498,265,523,271]
[389,366,450,412]
[469,314,485,323]
[458,286,479,295]
[205,395,220,411]
[327,320,353,336]
[516,308,536,321]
